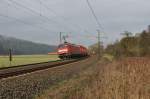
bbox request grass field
[0,55,59,68]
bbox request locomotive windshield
[58,44,64,48]
[58,44,68,48]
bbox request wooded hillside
[0,35,57,55]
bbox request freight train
[57,42,88,59]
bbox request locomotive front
[57,43,70,59]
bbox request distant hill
[0,35,57,55]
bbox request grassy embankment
[0,55,59,68]
[37,57,149,99]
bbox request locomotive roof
[59,42,78,47]
[58,42,87,48]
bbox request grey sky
[0,0,150,46]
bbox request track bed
[0,59,83,79]
[0,56,95,99]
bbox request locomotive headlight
[58,49,68,52]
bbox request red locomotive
[57,42,88,59]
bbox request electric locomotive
[57,42,88,59]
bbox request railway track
[0,58,84,79]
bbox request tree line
[105,30,150,58]
[89,26,150,58]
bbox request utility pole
[60,32,62,44]
[63,36,67,43]
[9,49,12,61]
[97,30,101,59]
[9,48,12,66]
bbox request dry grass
[38,57,150,99]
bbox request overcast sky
[0,0,150,46]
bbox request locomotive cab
[57,43,70,59]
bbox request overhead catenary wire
[7,0,73,31]
[3,0,47,23]
[0,13,55,33]
[37,0,84,33]
[1,0,59,33]
[86,0,107,58]
[1,0,104,44]
[86,0,103,29]
[4,0,95,36]
[1,0,93,43]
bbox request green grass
[0,55,59,68]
